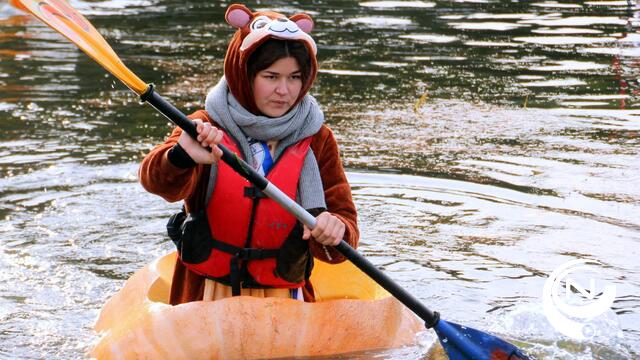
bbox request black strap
[211,239,279,296]
[244,186,267,199]
[210,239,279,259]
[240,247,279,260]
[230,255,242,296]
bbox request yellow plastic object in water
[92,252,423,359]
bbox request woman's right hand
[177,119,223,164]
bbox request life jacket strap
[211,239,280,296]
[243,186,267,199]
[230,255,242,296]
[210,239,280,259]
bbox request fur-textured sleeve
[138,110,212,205]
[309,125,359,263]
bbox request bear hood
[223,4,318,115]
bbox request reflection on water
[351,171,637,358]
[0,0,639,358]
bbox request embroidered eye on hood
[240,15,317,54]
[222,3,318,115]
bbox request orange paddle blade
[15,0,148,95]
[9,0,29,12]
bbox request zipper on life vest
[243,196,261,249]
[238,142,294,253]
[230,195,261,296]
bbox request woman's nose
[274,79,288,95]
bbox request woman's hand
[302,212,345,246]
[177,119,223,164]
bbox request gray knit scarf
[204,77,326,210]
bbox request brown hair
[247,39,312,86]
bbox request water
[1,0,639,358]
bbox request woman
[139,4,358,304]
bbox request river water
[0,0,639,359]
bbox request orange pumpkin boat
[91,252,423,359]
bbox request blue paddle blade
[434,319,534,360]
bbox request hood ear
[225,4,252,29]
[290,13,314,33]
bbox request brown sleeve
[141,110,214,305]
[138,110,213,203]
[308,125,359,263]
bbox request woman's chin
[262,106,290,118]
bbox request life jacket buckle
[235,249,247,260]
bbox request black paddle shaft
[141,85,440,329]
[335,241,440,328]
[141,85,268,190]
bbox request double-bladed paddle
[14,0,534,358]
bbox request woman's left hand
[302,212,345,246]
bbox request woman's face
[252,57,303,117]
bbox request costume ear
[225,4,252,29]
[290,13,314,33]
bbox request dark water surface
[1,0,639,359]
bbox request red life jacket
[182,131,312,293]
